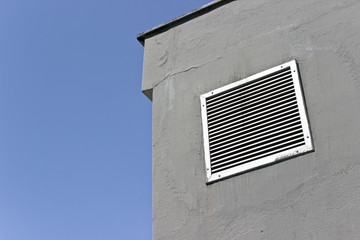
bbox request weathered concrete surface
[141,0,360,239]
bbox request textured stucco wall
[141,0,360,239]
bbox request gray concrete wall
[141,0,360,239]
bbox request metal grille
[200,60,313,183]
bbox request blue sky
[0,0,210,239]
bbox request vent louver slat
[206,69,292,105]
[211,140,305,173]
[209,116,302,149]
[200,60,314,183]
[208,108,300,141]
[210,122,303,155]
[208,101,298,135]
[207,73,293,114]
[207,81,295,120]
[211,130,304,163]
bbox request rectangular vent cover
[200,60,313,183]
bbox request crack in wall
[152,56,223,90]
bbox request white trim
[200,60,314,183]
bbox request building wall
[141,0,360,239]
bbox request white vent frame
[200,60,313,183]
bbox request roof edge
[136,0,235,46]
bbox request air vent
[200,60,313,183]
